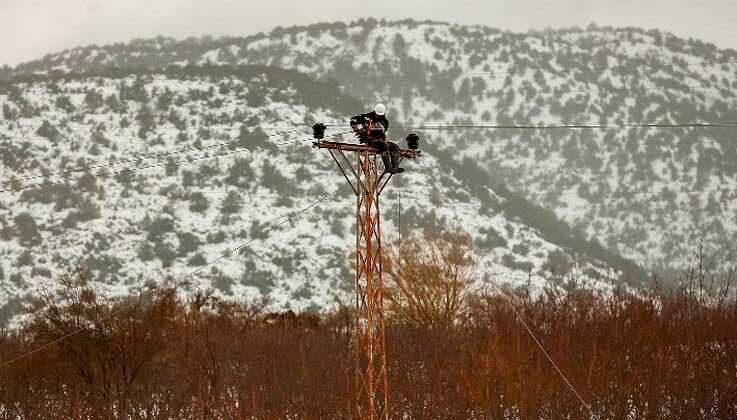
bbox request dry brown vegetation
[384,230,475,329]
[1,257,737,418]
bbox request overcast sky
[1,0,736,67]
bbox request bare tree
[383,230,475,328]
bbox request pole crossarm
[313,140,421,159]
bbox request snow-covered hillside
[7,20,737,270]
[202,20,737,269]
[0,66,621,317]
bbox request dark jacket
[350,111,389,142]
[350,111,390,132]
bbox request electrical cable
[522,85,735,98]
[0,131,351,194]
[393,122,737,130]
[323,121,737,131]
[1,143,281,194]
[0,187,342,370]
[355,83,735,101]
[523,187,737,200]
[416,156,599,419]
[0,126,308,186]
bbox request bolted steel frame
[313,140,419,420]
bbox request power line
[0,131,351,194]
[101,190,289,198]
[5,125,730,201]
[1,191,355,273]
[0,187,342,370]
[0,133,347,271]
[318,125,737,154]
[523,188,737,200]
[5,137,150,146]
[0,144,271,194]
[416,156,599,419]
[528,85,734,98]
[391,122,737,130]
[0,126,309,186]
[476,141,732,151]
[102,189,356,204]
[324,121,737,131]
[357,83,736,102]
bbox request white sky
[1,0,736,66]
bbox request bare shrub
[383,230,475,328]
[0,266,736,418]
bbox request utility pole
[313,126,420,420]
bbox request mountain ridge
[0,62,625,321]
[3,18,737,319]
[4,19,735,82]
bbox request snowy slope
[216,21,737,269]
[0,67,620,318]
[7,20,737,270]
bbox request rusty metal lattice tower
[313,139,419,420]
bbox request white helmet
[374,103,387,116]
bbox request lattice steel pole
[353,151,389,420]
[313,138,419,420]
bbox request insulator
[406,133,420,150]
[312,123,327,140]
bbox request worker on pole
[350,103,404,174]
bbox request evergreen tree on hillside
[13,214,42,246]
[136,105,156,138]
[225,159,255,187]
[36,120,60,141]
[220,191,243,216]
[85,90,104,112]
[237,124,273,151]
[262,161,295,194]
[55,95,75,113]
[189,192,210,213]
[2,103,17,120]
[120,77,149,102]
